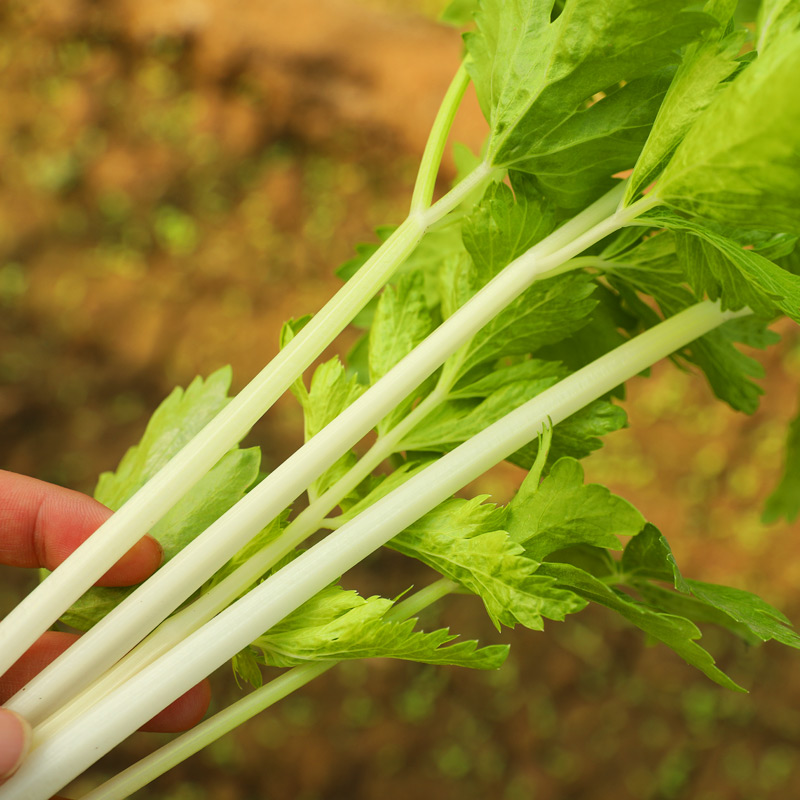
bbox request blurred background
[1,1,799,798]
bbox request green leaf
[619,524,689,591]
[149,449,261,562]
[251,585,508,670]
[397,494,508,540]
[507,457,645,560]
[466,0,713,201]
[683,580,800,649]
[62,371,262,630]
[232,647,264,689]
[61,447,262,631]
[647,210,800,322]
[369,271,436,434]
[629,582,762,646]
[440,0,478,25]
[657,31,800,234]
[462,174,556,285]
[756,0,800,51]
[389,497,586,630]
[390,221,471,321]
[619,525,800,649]
[508,399,627,470]
[292,357,365,501]
[538,562,744,690]
[453,272,598,381]
[397,375,561,453]
[449,358,567,400]
[601,229,781,413]
[94,367,236,508]
[296,359,365,434]
[534,283,633,390]
[687,316,777,414]
[546,544,617,579]
[625,24,746,204]
[520,75,672,210]
[763,400,800,523]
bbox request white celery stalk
[6,180,640,726]
[32,389,453,741]
[0,300,747,800]
[0,63,477,677]
[76,579,458,800]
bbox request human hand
[0,470,211,784]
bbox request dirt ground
[1,2,800,799]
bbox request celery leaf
[251,586,507,670]
[657,30,800,234]
[292,357,365,501]
[601,232,780,413]
[398,375,561,453]
[466,0,712,206]
[369,271,436,434]
[456,272,598,379]
[508,400,627,469]
[388,497,586,630]
[94,367,236,507]
[62,370,262,630]
[507,457,645,560]
[538,561,744,690]
[625,25,745,204]
[619,526,800,649]
[646,210,800,322]
[461,174,555,285]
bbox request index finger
[0,471,161,586]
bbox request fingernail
[145,534,164,563]
[0,709,32,779]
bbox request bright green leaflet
[58,371,261,630]
[465,0,713,206]
[657,29,800,234]
[643,210,800,322]
[506,457,645,560]
[290,357,365,501]
[538,560,744,691]
[388,497,586,630]
[249,585,508,670]
[624,13,745,203]
[600,228,782,413]
[618,525,800,649]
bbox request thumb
[0,708,31,780]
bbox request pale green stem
[409,63,471,214]
[76,579,457,800]
[1,301,749,800]
[0,60,475,680]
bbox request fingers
[0,632,212,733]
[140,679,213,732]
[0,470,162,586]
[0,709,31,781]
[0,471,209,786]
[0,631,78,702]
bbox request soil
[1,2,799,799]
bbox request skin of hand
[0,470,212,787]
